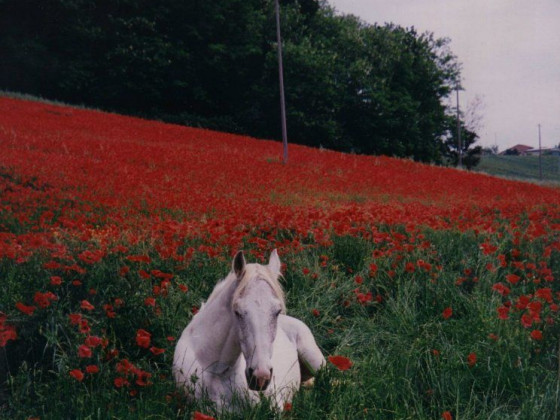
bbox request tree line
[0,0,480,165]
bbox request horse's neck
[191,278,241,369]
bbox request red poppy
[68,313,82,325]
[16,302,36,316]
[50,276,62,286]
[328,355,353,371]
[114,377,129,388]
[135,370,152,386]
[492,283,510,297]
[442,307,452,320]
[33,291,57,308]
[193,412,215,420]
[136,329,151,348]
[78,344,92,358]
[506,274,520,285]
[530,330,543,341]
[497,305,509,320]
[84,335,102,348]
[467,352,477,367]
[86,365,99,374]
[69,369,84,382]
[80,300,95,311]
[441,411,453,420]
[149,346,165,355]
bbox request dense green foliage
[0,0,469,162]
[3,232,560,419]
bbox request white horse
[173,250,325,411]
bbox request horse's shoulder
[278,315,312,343]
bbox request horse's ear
[233,251,246,279]
[268,249,281,276]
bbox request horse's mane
[205,263,286,313]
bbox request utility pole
[538,123,542,180]
[275,0,288,164]
[456,88,462,168]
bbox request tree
[0,0,470,164]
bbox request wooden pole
[456,89,462,168]
[538,124,542,180]
[275,0,288,164]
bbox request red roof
[509,144,533,152]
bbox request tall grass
[2,227,559,419]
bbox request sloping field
[476,154,560,183]
[1,96,560,419]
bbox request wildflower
[193,412,215,420]
[144,297,156,307]
[80,300,94,311]
[78,344,92,358]
[50,276,62,286]
[312,308,320,317]
[136,329,151,348]
[33,291,57,308]
[178,284,188,293]
[492,283,510,297]
[328,355,353,371]
[442,307,452,320]
[150,346,165,355]
[530,330,543,341]
[521,314,533,328]
[86,365,99,374]
[135,370,152,386]
[441,411,453,420]
[114,377,129,388]
[69,369,84,382]
[506,274,520,285]
[84,335,102,348]
[16,302,36,316]
[467,352,477,367]
[496,306,509,319]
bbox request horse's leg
[279,316,325,382]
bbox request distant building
[526,147,560,156]
[499,144,533,156]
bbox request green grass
[475,154,560,184]
[2,227,560,419]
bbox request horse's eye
[274,309,281,318]
[234,310,243,318]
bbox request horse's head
[231,250,285,392]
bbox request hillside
[476,154,560,183]
[1,96,560,419]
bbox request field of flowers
[1,95,560,419]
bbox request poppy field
[1,95,560,419]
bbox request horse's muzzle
[246,367,273,391]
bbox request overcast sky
[328,0,560,150]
